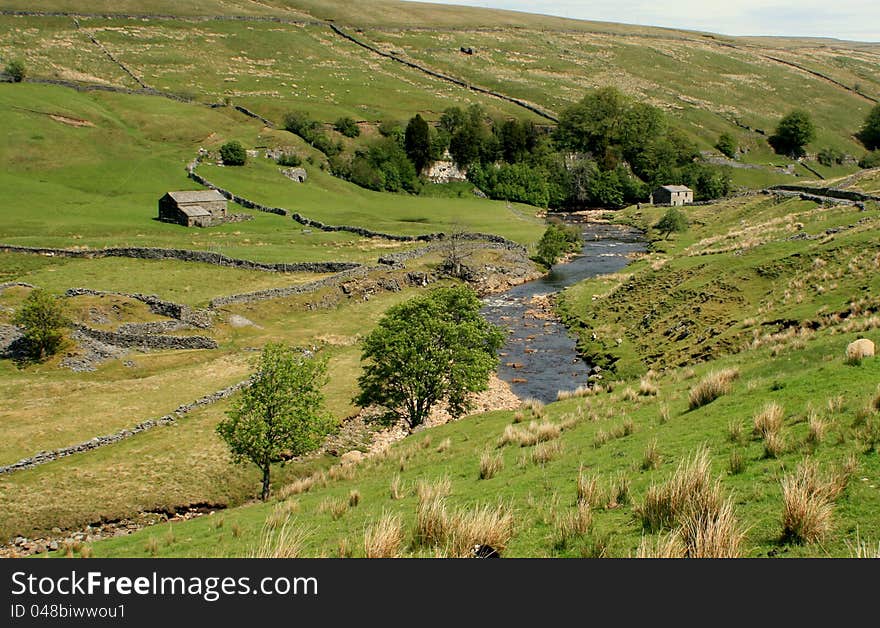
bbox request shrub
[859,150,880,169]
[688,369,739,410]
[858,104,880,151]
[219,140,246,166]
[715,133,737,158]
[817,146,845,167]
[769,110,815,158]
[334,116,360,138]
[12,289,69,361]
[4,59,25,82]
[655,207,689,240]
[276,152,302,167]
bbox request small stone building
[158,190,227,227]
[651,185,693,206]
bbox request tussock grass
[781,458,843,544]
[436,438,452,453]
[688,369,739,410]
[498,420,561,448]
[607,473,631,508]
[727,420,744,444]
[415,494,448,548]
[348,489,361,508]
[576,467,602,508]
[806,410,826,446]
[531,440,564,465]
[639,379,659,396]
[641,438,661,471]
[414,495,514,557]
[145,536,159,557]
[363,513,404,558]
[728,449,746,475]
[753,402,785,439]
[416,476,452,503]
[763,431,787,459]
[328,463,356,482]
[479,449,504,479]
[318,496,349,520]
[556,385,594,400]
[389,475,406,500]
[252,519,309,558]
[521,398,545,418]
[555,502,592,547]
[636,532,686,558]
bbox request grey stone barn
[651,185,693,206]
[158,190,227,227]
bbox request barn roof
[179,205,212,217]
[659,185,692,193]
[165,190,226,204]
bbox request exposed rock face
[280,167,307,182]
[424,159,467,184]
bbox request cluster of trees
[282,88,732,208]
[217,286,503,499]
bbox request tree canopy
[216,342,332,501]
[858,104,880,151]
[404,114,432,174]
[769,110,815,158]
[356,286,504,430]
[12,289,69,361]
[655,206,689,239]
[219,140,247,166]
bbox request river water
[481,221,646,403]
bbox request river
[481,221,646,403]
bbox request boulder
[846,338,875,361]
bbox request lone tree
[858,103,880,151]
[769,110,815,158]
[12,289,69,361]
[216,342,332,501]
[4,59,25,83]
[219,140,247,166]
[404,113,432,174]
[715,132,737,159]
[655,206,689,239]
[356,286,504,430]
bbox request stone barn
[651,185,693,206]
[158,190,228,227]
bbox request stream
[482,220,646,403]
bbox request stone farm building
[158,190,227,227]
[651,185,693,206]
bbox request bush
[334,117,360,138]
[283,111,341,156]
[535,223,582,267]
[858,151,880,169]
[12,289,69,361]
[4,59,25,82]
[715,133,737,158]
[858,104,880,151]
[817,146,845,167]
[276,152,302,167]
[219,140,246,166]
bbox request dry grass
[499,420,561,448]
[363,513,404,558]
[641,438,661,471]
[415,493,448,548]
[728,449,746,475]
[593,429,611,448]
[658,404,670,424]
[252,518,309,558]
[390,474,406,500]
[781,458,841,544]
[415,476,452,503]
[678,498,746,558]
[414,495,514,557]
[620,387,639,402]
[847,530,880,558]
[556,385,594,400]
[806,410,827,446]
[727,420,744,444]
[763,431,787,459]
[636,533,686,558]
[606,473,631,508]
[555,502,593,546]
[328,463,356,482]
[688,369,740,410]
[348,489,361,508]
[318,496,349,520]
[479,449,504,480]
[531,439,564,465]
[521,398,546,418]
[576,467,602,508]
[436,437,452,453]
[278,471,327,498]
[639,378,659,396]
[145,536,159,557]
[753,402,785,439]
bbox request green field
[0,0,879,557]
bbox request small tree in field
[12,289,69,361]
[219,140,247,166]
[216,343,332,501]
[4,59,25,82]
[858,104,880,151]
[769,110,815,158]
[655,206,689,239]
[356,286,504,430]
[715,133,737,159]
[535,223,581,268]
